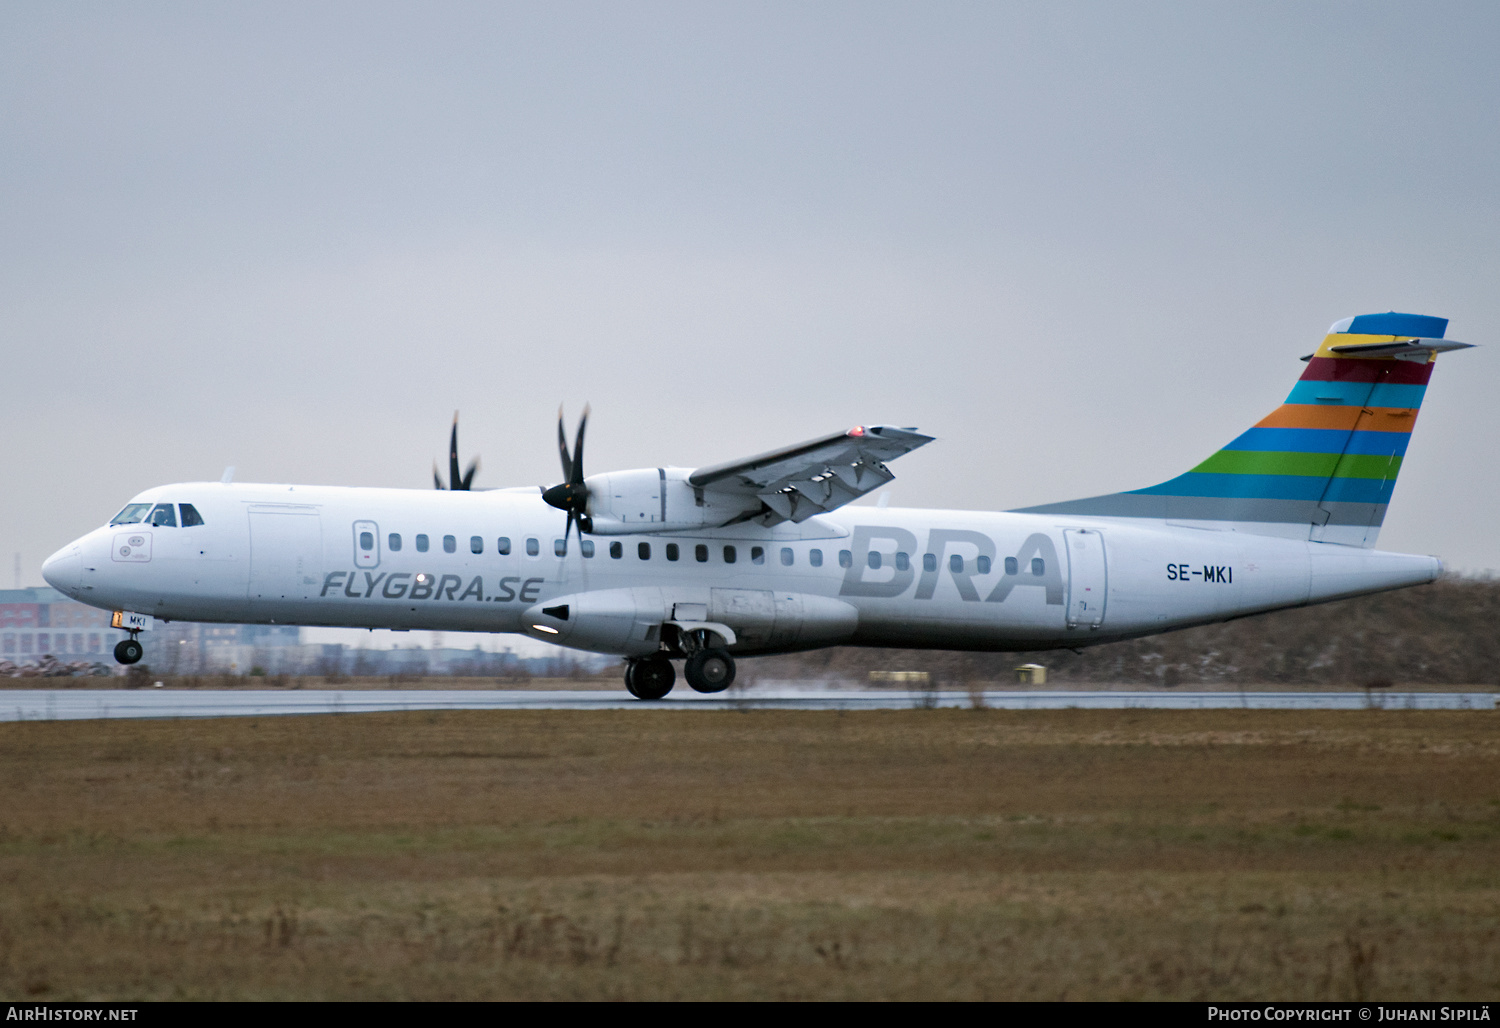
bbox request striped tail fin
[1013,313,1472,547]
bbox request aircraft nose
[41,544,82,595]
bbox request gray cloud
[4,0,1498,588]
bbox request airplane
[42,312,1472,699]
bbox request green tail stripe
[1190,450,1404,480]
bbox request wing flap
[690,425,932,522]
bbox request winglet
[220,466,235,484]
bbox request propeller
[433,411,479,490]
[542,404,592,542]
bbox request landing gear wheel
[627,656,675,700]
[114,639,143,665]
[684,648,735,693]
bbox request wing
[689,425,934,523]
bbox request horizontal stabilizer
[1327,337,1474,359]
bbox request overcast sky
[6,1,1499,622]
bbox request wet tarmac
[0,687,1494,720]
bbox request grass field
[1,708,1496,1000]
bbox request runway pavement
[0,687,1494,720]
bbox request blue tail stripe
[1131,472,1395,504]
[1223,428,1411,457]
[1284,381,1427,407]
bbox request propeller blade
[433,460,445,491]
[556,405,573,483]
[448,412,463,491]
[542,403,594,537]
[459,458,479,491]
[570,405,590,487]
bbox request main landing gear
[623,648,737,700]
[625,656,675,700]
[685,648,735,693]
[114,637,143,665]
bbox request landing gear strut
[114,636,143,665]
[625,655,675,700]
[684,648,735,693]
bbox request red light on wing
[847,426,865,437]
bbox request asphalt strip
[0,688,1495,720]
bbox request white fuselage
[42,481,1440,657]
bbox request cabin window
[1031,557,1045,576]
[526,538,539,556]
[610,541,623,559]
[470,536,483,554]
[923,553,937,573]
[416,534,430,552]
[581,540,595,558]
[555,538,567,557]
[895,552,910,571]
[977,555,992,575]
[868,551,882,570]
[780,547,794,566]
[838,550,852,568]
[148,503,177,528]
[638,542,651,560]
[666,543,680,561]
[497,537,511,555]
[1005,556,1018,575]
[359,532,374,551]
[695,544,708,563]
[751,546,765,565]
[724,546,737,564]
[179,504,205,527]
[110,503,153,526]
[443,535,457,554]
[949,554,964,573]
[389,533,402,552]
[810,549,823,567]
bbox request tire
[684,648,735,693]
[114,639,143,665]
[623,661,643,699]
[631,656,675,700]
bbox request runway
[0,687,1494,720]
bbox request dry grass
[0,708,1497,1000]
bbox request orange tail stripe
[1255,405,1419,432]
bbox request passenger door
[1063,528,1107,629]
[352,520,381,569]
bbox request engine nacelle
[584,467,761,535]
[522,587,859,657]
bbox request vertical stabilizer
[1013,313,1472,547]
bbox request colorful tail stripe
[1013,312,1449,542]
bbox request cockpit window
[110,503,153,526]
[148,503,177,528]
[179,504,205,527]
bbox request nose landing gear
[114,637,144,665]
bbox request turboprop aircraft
[42,312,1472,699]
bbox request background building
[0,587,128,664]
[1,586,607,677]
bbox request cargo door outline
[249,510,324,602]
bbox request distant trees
[749,576,1500,686]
